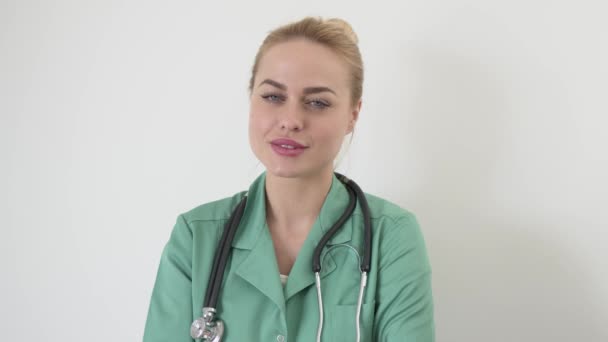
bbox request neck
[264,170,334,233]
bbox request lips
[270,138,307,149]
[270,138,308,157]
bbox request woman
[144,17,435,342]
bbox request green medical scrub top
[143,172,435,341]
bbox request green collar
[231,171,354,250]
[230,171,356,305]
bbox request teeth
[280,144,295,149]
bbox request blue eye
[261,94,284,103]
[307,99,330,109]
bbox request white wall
[2,0,606,341]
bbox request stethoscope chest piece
[191,307,224,341]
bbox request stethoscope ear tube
[313,172,372,274]
[345,179,372,273]
[312,183,356,272]
[196,173,372,341]
[204,202,236,306]
[326,173,372,273]
[204,195,248,308]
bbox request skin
[248,38,362,274]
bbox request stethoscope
[191,173,372,342]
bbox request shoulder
[363,193,428,257]
[179,190,248,227]
[363,192,420,229]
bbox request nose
[280,103,304,131]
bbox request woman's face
[249,38,360,180]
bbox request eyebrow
[257,78,336,96]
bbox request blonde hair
[248,17,364,106]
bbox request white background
[2,0,607,341]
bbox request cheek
[316,117,350,151]
[248,114,267,156]
[321,112,350,135]
[315,124,345,148]
[249,104,272,140]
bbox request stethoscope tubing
[312,179,357,272]
[195,172,372,341]
[331,173,372,273]
[204,195,248,309]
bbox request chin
[265,163,331,181]
[265,166,303,179]
[259,152,331,180]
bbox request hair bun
[326,18,359,45]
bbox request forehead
[256,39,350,94]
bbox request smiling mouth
[270,138,307,149]
[270,142,307,156]
[278,144,296,149]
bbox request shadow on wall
[398,43,605,341]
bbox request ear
[346,99,362,134]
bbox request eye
[306,99,330,109]
[261,93,285,103]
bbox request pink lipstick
[270,138,308,157]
